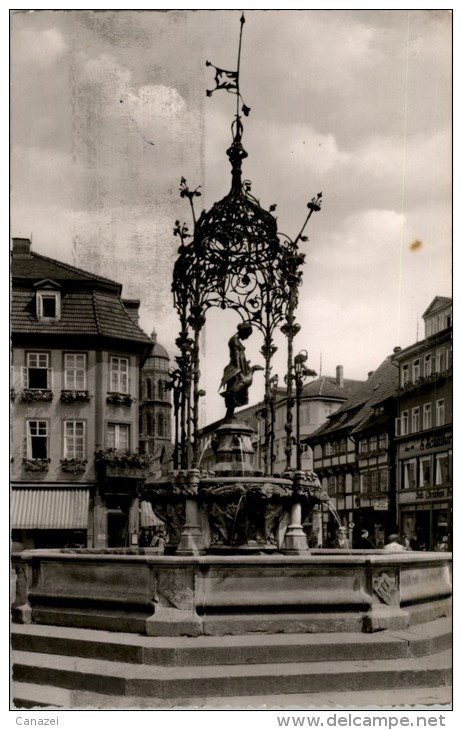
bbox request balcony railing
[398,370,451,395]
[95,449,153,477]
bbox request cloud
[13,25,68,67]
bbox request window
[379,469,389,493]
[402,459,417,490]
[360,438,368,454]
[401,364,409,387]
[64,421,85,459]
[23,352,52,389]
[369,436,377,452]
[435,453,451,485]
[146,413,153,436]
[337,474,346,494]
[412,359,420,383]
[401,410,409,435]
[110,357,128,394]
[423,403,432,430]
[370,470,379,492]
[424,354,432,377]
[378,433,388,450]
[436,349,445,374]
[64,353,87,390]
[419,456,432,488]
[324,442,334,457]
[158,379,165,400]
[328,475,336,496]
[26,420,49,459]
[338,437,346,454]
[360,472,369,494]
[446,347,452,371]
[37,291,60,320]
[107,423,130,451]
[157,412,165,437]
[436,399,445,427]
[146,378,153,400]
[411,407,420,433]
[299,404,310,426]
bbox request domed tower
[139,329,172,456]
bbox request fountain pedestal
[176,469,206,555]
[211,420,262,476]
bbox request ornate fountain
[139,12,326,557]
[11,14,451,640]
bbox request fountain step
[26,596,451,635]
[12,646,451,705]
[11,617,452,667]
[12,681,452,709]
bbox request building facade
[392,297,452,550]
[271,366,364,474]
[10,238,153,550]
[139,329,173,474]
[306,357,398,548]
[306,296,452,550]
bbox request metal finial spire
[205,12,251,121]
[206,12,251,193]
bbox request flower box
[60,458,88,474]
[22,458,50,473]
[106,392,134,407]
[95,449,153,474]
[60,390,91,404]
[20,389,53,403]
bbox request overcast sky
[11,9,452,425]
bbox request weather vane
[206,12,251,118]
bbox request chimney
[12,238,32,257]
[368,371,374,378]
[336,365,344,387]
[393,346,402,354]
[122,299,140,325]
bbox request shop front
[397,431,452,550]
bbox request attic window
[37,291,61,321]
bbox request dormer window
[35,280,62,321]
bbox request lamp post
[294,350,317,471]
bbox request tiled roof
[307,357,398,440]
[12,250,120,287]
[302,376,364,400]
[273,376,364,405]
[11,288,152,344]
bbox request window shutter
[395,418,401,436]
[22,435,28,458]
[48,368,54,389]
[21,366,28,388]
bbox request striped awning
[11,488,90,529]
[140,500,165,528]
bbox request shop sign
[419,433,451,451]
[416,487,450,501]
[373,498,389,510]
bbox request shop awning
[140,500,165,528]
[11,488,90,529]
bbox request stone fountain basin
[12,550,452,636]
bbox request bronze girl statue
[219,322,263,419]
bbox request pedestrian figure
[332,526,350,549]
[383,533,407,552]
[354,529,376,549]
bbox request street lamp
[294,350,317,471]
